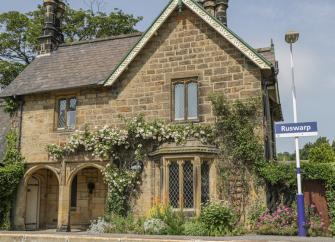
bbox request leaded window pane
[183,160,194,208]
[174,84,185,120]
[58,99,66,128]
[67,97,77,130]
[187,82,198,119]
[169,162,179,208]
[201,161,210,205]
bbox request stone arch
[66,162,107,229]
[67,163,105,186]
[23,165,60,230]
[24,165,60,186]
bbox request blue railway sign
[275,122,318,138]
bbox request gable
[104,0,272,86]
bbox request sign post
[276,121,318,236]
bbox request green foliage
[184,219,209,236]
[210,94,264,166]
[49,116,214,217]
[47,116,214,162]
[259,161,335,234]
[2,129,24,165]
[276,152,295,162]
[247,201,267,229]
[255,205,297,236]
[2,97,19,116]
[147,203,185,235]
[200,202,237,236]
[309,142,335,163]
[63,7,142,42]
[258,162,296,187]
[0,130,24,229]
[279,137,335,162]
[104,165,140,216]
[105,214,144,234]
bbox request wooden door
[25,177,39,230]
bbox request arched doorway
[68,166,107,229]
[25,168,59,230]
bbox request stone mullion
[194,157,201,216]
[163,158,170,205]
[178,160,185,210]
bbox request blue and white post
[285,31,306,237]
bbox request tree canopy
[277,137,335,163]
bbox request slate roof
[0,33,142,97]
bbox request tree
[309,142,335,163]
[0,2,142,112]
[277,152,294,162]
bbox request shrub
[148,203,185,235]
[247,201,266,229]
[143,218,167,235]
[256,205,297,236]
[0,130,25,229]
[184,220,209,236]
[88,214,145,234]
[88,217,113,234]
[306,204,331,237]
[200,202,237,236]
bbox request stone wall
[21,7,262,164]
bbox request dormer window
[56,96,77,130]
[173,79,198,121]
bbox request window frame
[54,95,77,131]
[163,156,213,214]
[171,78,199,122]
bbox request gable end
[104,0,272,87]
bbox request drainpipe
[17,97,24,151]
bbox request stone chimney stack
[202,0,216,16]
[215,0,229,26]
[38,0,65,55]
[198,0,229,26]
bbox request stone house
[0,0,282,231]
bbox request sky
[1,0,335,153]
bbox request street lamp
[285,31,306,237]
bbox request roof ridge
[59,32,142,47]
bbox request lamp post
[285,31,306,237]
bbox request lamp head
[285,31,299,44]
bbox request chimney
[202,0,216,16]
[198,0,229,26]
[215,0,229,26]
[38,0,65,55]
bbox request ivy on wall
[210,94,265,216]
[0,129,24,229]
